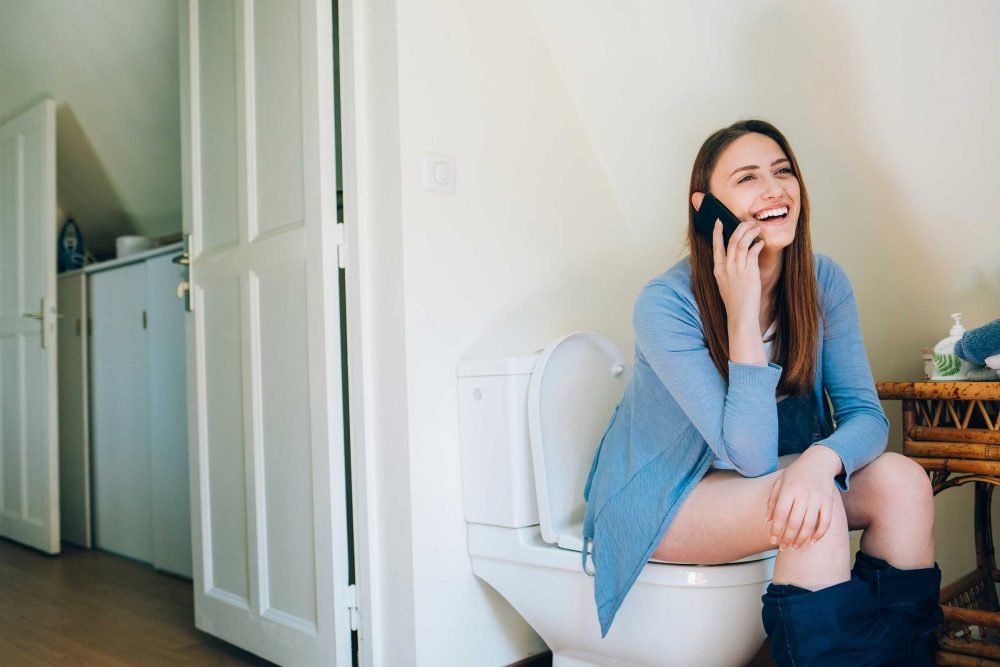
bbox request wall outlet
[422,153,456,194]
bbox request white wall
[0,0,181,254]
[354,1,1000,664]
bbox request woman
[581,119,942,665]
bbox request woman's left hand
[766,446,843,549]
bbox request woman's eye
[776,167,793,176]
[737,174,755,183]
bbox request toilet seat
[527,331,629,547]
[555,520,777,566]
[469,522,776,589]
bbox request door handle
[21,311,64,320]
[21,299,63,349]
[176,234,193,312]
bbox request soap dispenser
[931,313,976,380]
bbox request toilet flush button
[472,387,482,400]
[422,153,456,193]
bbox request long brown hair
[687,119,818,396]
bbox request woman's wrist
[802,444,845,478]
[728,319,767,366]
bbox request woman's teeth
[755,206,788,222]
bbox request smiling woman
[687,122,816,397]
[581,119,943,665]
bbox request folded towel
[966,367,1000,381]
[988,354,1000,370]
[954,318,1000,365]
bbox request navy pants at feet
[762,574,913,666]
[851,550,943,666]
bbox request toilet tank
[457,353,540,528]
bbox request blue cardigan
[581,253,889,637]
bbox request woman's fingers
[779,500,806,549]
[811,498,833,544]
[726,220,759,259]
[769,495,794,545]
[712,220,725,268]
[790,506,820,549]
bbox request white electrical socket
[422,153,456,194]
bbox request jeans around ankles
[851,550,943,666]
[761,574,915,666]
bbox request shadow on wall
[736,3,959,371]
[56,102,136,258]
[737,2,999,590]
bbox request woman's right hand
[712,219,764,325]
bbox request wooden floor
[0,535,776,667]
[0,538,273,666]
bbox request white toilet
[458,331,778,667]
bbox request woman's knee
[818,486,850,542]
[850,452,935,525]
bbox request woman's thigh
[652,454,799,564]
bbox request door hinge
[347,583,359,632]
[335,222,346,270]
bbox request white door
[0,99,60,555]
[180,1,351,665]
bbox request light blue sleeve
[812,260,890,491]
[633,281,781,477]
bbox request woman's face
[692,132,801,252]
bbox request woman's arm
[810,258,890,492]
[633,280,780,477]
[766,257,890,550]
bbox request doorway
[0,1,359,665]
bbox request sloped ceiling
[0,0,181,256]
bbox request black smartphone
[694,193,743,247]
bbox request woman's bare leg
[841,452,936,569]
[652,454,851,591]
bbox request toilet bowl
[458,331,778,667]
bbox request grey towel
[966,367,1000,381]
[955,318,1000,365]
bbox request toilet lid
[527,331,629,545]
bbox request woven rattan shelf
[878,381,1000,666]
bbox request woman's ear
[691,192,705,212]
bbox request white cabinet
[145,253,192,577]
[87,246,191,577]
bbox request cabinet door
[57,273,91,548]
[146,253,192,577]
[89,264,152,562]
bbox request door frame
[336,0,417,665]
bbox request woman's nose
[761,176,784,198]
